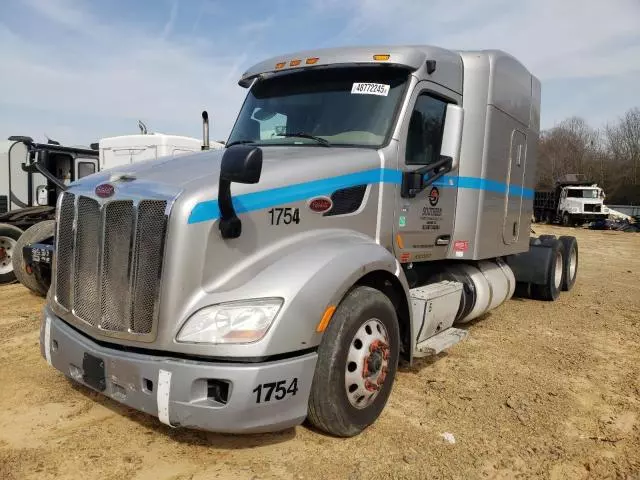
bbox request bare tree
[605,107,640,187]
[537,116,601,188]
[536,108,640,204]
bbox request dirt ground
[0,225,639,480]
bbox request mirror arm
[218,179,242,239]
[400,156,453,198]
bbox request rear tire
[558,236,578,291]
[0,223,24,284]
[13,220,55,296]
[307,286,400,437]
[531,239,565,301]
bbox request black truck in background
[0,136,99,292]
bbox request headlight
[571,207,579,213]
[176,298,283,344]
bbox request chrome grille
[73,196,101,326]
[101,201,134,331]
[54,192,168,340]
[131,200,169,334]
[55,193,76,310]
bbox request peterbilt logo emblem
[308,196,333,213]
[95,183,115,198]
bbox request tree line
[536,107,640,205]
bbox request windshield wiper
[225,139,256,148]
[276,132,331,147]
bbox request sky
[0,0,639,146]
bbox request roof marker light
[306,57,319,64]
[290,59,301,66]
[373,54,390,61]
[275,62,286,69]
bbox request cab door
[502,130,527,245]
[394,82,460,263]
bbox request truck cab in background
[534,174,609,227]
[3,116,219,292]
[0,138,100,286]
[97,132,223,170]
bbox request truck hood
[79,146,385,194]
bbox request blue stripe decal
[187,168,533,224]
[434,175,534,199]
[188,168,402,224]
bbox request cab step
[414,327,468,357]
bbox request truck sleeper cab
[40,45,578,437]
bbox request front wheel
[307,286,400,437]
[0,223,24,284]
[13,220,55,296]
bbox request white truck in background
[533,174,609,227]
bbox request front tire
[13,220,55,296]
[307,286,400,437]
[0,223,24,284]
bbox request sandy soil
[1,225,639,480]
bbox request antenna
[138,120,148,135]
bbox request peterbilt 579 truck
[39,45,579,438]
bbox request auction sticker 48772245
[351,83,390,96]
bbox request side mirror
[218,145,263,239]
[36,185,48,206]
[440,104,464,170]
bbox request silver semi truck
[39,45,579,437]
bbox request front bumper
[573,212,608,219]
[40,306,318,434]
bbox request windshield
[567,189,600,199]
[227,66,411,148]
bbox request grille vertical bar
[55,193,76,310]
[54,192,169,340]
[100,201,134,331]
[73,197,101,326]
[130,200,168,333]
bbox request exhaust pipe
[202,110,210,150]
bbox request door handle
[435,235,450,246]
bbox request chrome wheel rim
[569,247,577,280]
[554,251,563,289]
[0,236,17,275]
[344,318,390,409]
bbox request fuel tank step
[414,327,468,357]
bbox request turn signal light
[316,305,336,333]
[373,54,390,61]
